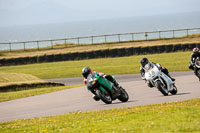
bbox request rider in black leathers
[140,57,175,88]
[188,47,200,76]
[82,67,120,100]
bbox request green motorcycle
[86,72,129,104]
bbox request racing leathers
[189,52,200,76]
[140,62,175,87]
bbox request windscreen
[86,73,96,88]
[144,63,154,71]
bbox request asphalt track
[0,71,199,122]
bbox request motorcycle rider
[188,47,200,76]
[140,57,175,87]
[82,67,120,100]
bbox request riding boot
[112,79,120,88]
[111,79,121,98]
[93,94,100,101]
[105,75,120,87]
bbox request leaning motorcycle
[144,63,177,96]
[86,72,129,104]
[194,57,200,81]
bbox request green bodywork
[88,73,113,93]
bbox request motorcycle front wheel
[155,80,168,96]
[96,89,112,104]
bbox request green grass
[0,73,48,87]
[0,85,83,102]
[0,51,192,79]
[0,98,199,133]
[0,73,83,102]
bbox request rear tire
[155,80,168,96]
[170,85,178,95]
[118,88,129,102]
[96,89,112,104]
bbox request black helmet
[193,47,199,55]
[82,67,92,78]
[140,57,149,67]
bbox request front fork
[154,78,165,88]
[91,86,106,96]
[155,76,174,91]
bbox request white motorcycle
[144,63,177,96]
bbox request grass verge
[0,34,200,59]
[0,51,192,79]
[0,73,48,87]
[0,85,83,102]
[0,73,64,92]
[0,98,199,132]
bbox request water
[0,12,200,50]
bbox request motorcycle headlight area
[92,78,97,85]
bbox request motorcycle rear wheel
[118,88,129,102]
[155,80,168,96]
[96,89,112,104]
[170,85,178,95]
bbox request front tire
[118,88,129,102]
[96,89,112,104]
[155,80,168,96]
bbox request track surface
[0,71,199,122]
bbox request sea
[0,12,200,50]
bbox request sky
[0,0,200,27]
